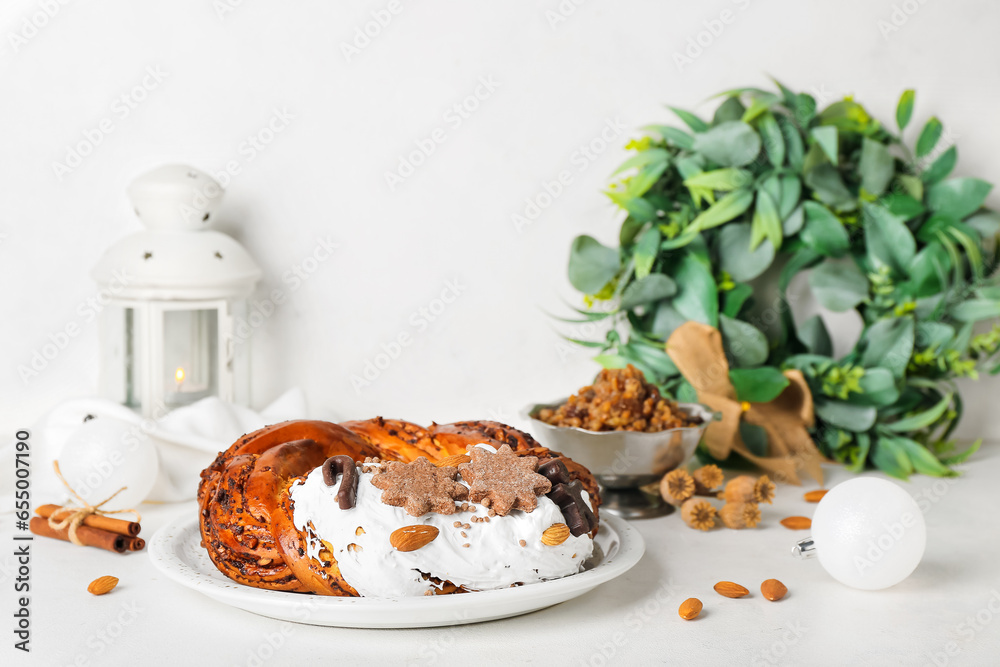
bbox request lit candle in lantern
[167,362,210,407]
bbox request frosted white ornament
[793,478,926,590]
[57,418,159,511]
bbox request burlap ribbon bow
[666,321,825,485]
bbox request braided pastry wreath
[197,418,600,596]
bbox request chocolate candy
[537,459,570,485]
[548,480,598,537]
[321,455,359,510]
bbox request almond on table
[87,576,119,596]
[761,579,788,601]
[780,516,812,530]
[804,489,828,503]
[678,598,703,620]
[713,581,749,598]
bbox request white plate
[149,513,644,628]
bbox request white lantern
[92,165,262,417]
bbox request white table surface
[6,446,1000,667]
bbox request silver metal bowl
[523,400,714,519]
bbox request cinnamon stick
[29,517,128,553]
[126,537,145,551]
[35,504,140,537]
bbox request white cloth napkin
[0,388,306,510]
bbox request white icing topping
[289,446,594,598]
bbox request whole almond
[761,579,788,601]
[678,597,702,620]
[435,454,472,468]
[541,523,571,546]
[390,525,439,551]
[713,581,749,598]
[803,490,828,503]
[87,576,119,596]
[780,516,812,530]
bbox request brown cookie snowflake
[457,445,552,515]
[370,457,469,516]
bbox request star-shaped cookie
[458,445,552,515]
[370,457,469,516]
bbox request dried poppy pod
[660,469,695,506]
[692,464,723,495]
[680,498,717,531]
[720,475,755,503]
[719,502,761,529]
[754,475,775,504]
[720,474,774,505]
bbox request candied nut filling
[537,364,699,432]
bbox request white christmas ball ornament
[57,418,159,511]
[799,478,926,590]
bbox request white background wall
[2,0,997,442]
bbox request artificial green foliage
[564,82,1000,479]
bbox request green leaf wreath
[564,81,1000,479]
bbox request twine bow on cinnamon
[666,321,825,485]
[48,460,142,546]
